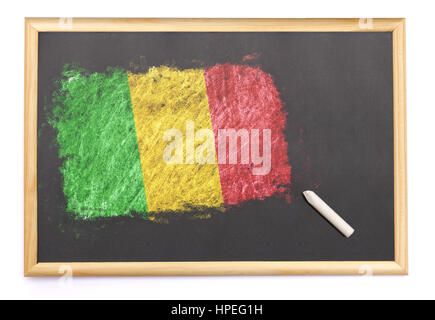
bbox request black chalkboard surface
[25,18,407,276]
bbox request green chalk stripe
[49,65,148,219]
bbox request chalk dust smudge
[242,52,261,62]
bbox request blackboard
[25,18,407,276]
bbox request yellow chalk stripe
[127,66,224,215]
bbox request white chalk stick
[303,190,355,238]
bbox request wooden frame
[24,18,407,276]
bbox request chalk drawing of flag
[48,63,292,221]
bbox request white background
[0,0,434,300]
